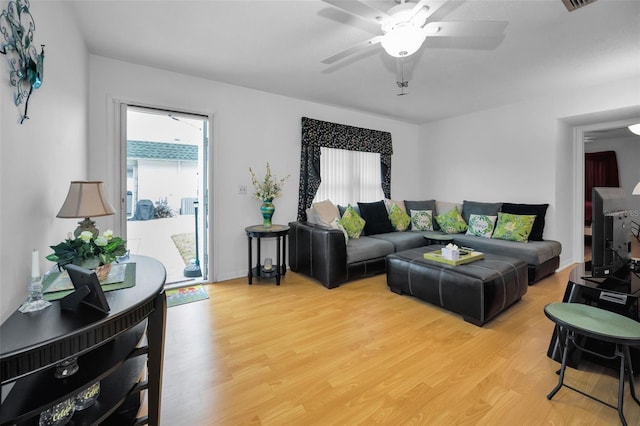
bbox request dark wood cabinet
[1,255,166,426]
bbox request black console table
[0,255,167,426]
[547,262,640,370]
[245,224,289,285]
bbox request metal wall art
[0,0,44,124]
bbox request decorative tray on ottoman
[423,249,485,266]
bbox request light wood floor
[160,256,640,425]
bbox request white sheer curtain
[313,147,385,206]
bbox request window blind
[313,147,384,206]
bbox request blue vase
[261,198,275,228]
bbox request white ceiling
[584,126,640,142]
[68,0,640,124]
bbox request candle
[31,250,40,279]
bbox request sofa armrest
[288,221,348,288]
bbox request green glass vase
[260,198,275,228]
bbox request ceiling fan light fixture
[381,24,426,57]
[628,123,640,135]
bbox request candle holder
[75,381,100,410]
[19,271,52,313]
[263,257,273,272]
[38,396,75,426]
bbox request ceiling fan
[321,0,507,93]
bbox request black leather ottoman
[386,245,528,326]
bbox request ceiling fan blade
[406,0,429,26]
[424,21,508,37]
[322,36,383,64]
[321,0,390,24]
[409,0,427,15]
[418,0,450,21]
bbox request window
[313,147,384,206]
[297,117,392,221]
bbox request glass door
[123,106,209,285]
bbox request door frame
[111,98,215,282]
[572,117,639,265]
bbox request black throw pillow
[501,203,549,241]
[358,201,394,235]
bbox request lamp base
[74,217,98,238]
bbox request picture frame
[61,264,110,313]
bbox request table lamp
[57,181,116,237]
[633,181,640,195]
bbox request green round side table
[544,302,640,426]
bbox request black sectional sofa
[288,199,562,289]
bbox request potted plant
[46,230,127,280]
[249,162,289,228]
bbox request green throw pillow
[330,217,349,243]
[388,204,410,231]
[466,214,497,238]
[435,207,468,234]
[410,209,433,231]
[340,205,365,239]
[492,212,536,242]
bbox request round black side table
[423,231,455,246]
[245,224,290,285]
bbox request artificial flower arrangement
[249,162,290,201]
[46,230,127,270]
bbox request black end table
[245,224,290,285]
[547,263,640,371]
[422,231,455,246]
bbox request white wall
[135,159,199,212]
[88,56,421,282]
[0,2,88,323]
[418,77,640,270]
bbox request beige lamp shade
[633,181,640,195]
[57,181,116,218]
[57,181,116,237]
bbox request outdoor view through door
[125,106,209,285]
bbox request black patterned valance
[297,117,393,221]
[302,117,393,155]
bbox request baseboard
[557,259,575,272]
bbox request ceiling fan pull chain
[396,59,409,96]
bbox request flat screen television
[591,187,631,278]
